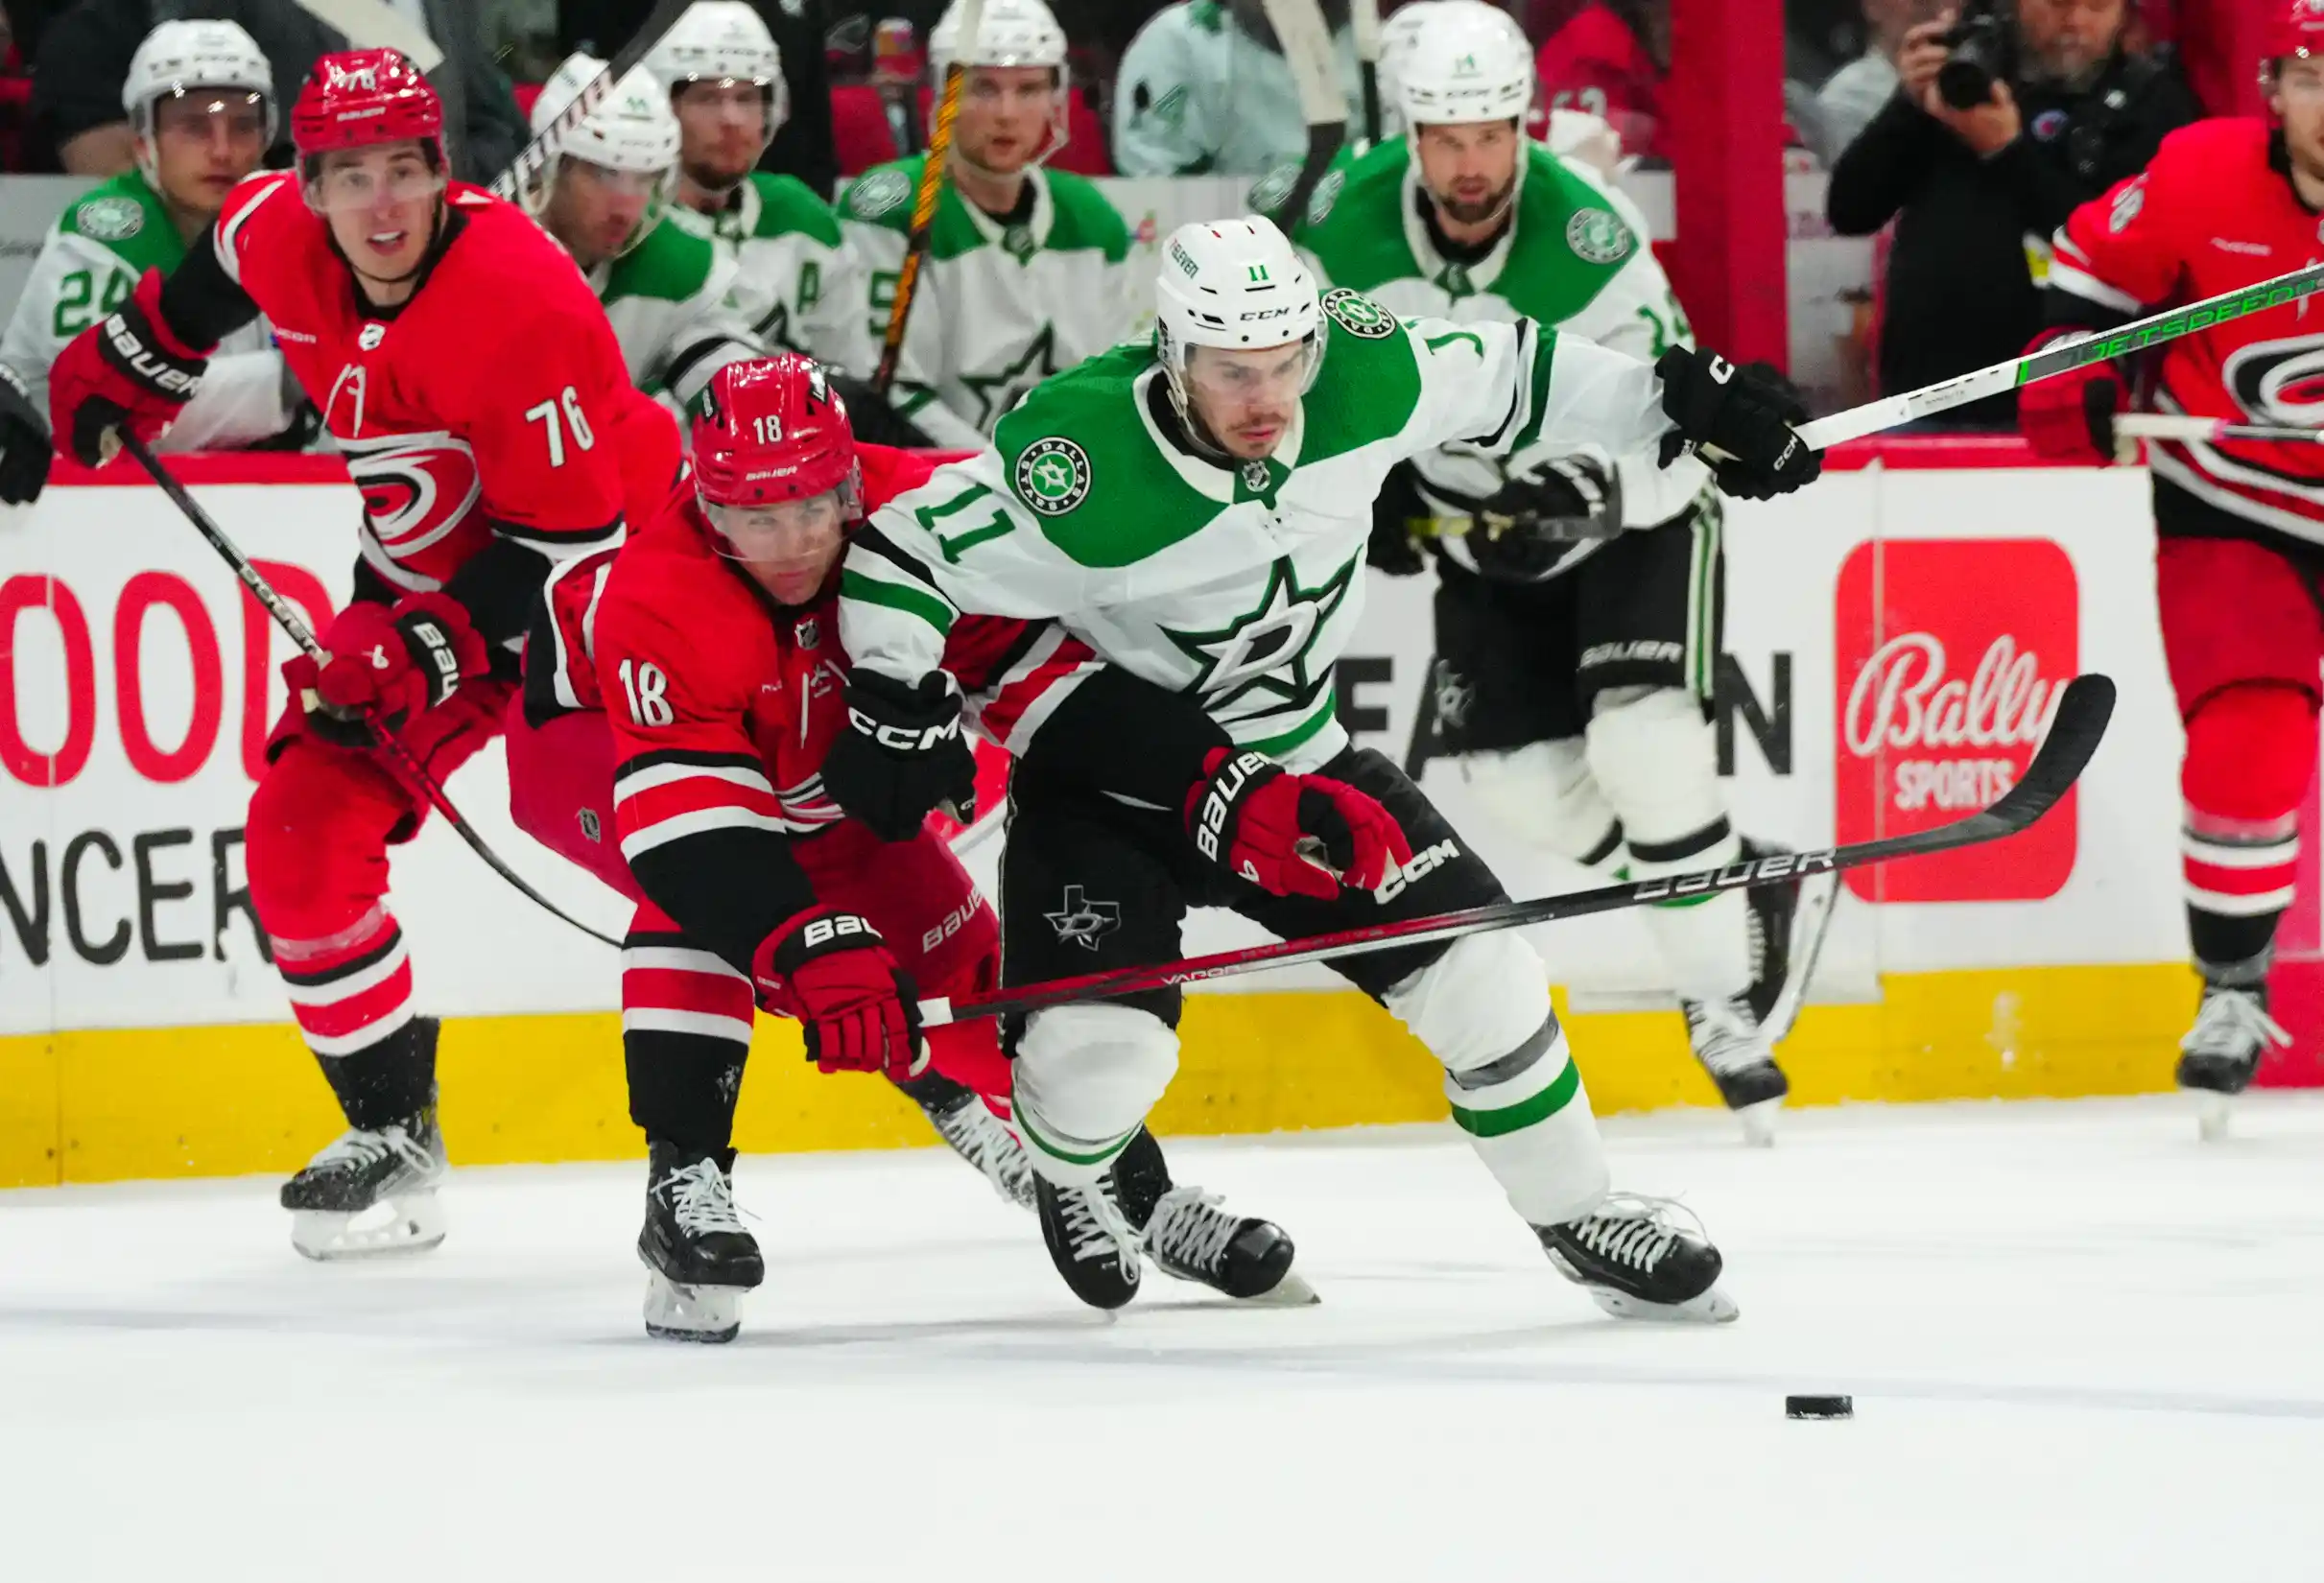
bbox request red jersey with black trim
[2051,118,2324,547]
[213,173,647,592]
[562,442,1099,866]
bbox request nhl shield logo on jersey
[1015,437,1092,516]
[1564,207,1635,266]
[848,168,913,221]
[1320,288,1396,340]
[341,431,484,557]
[73,196,143,242]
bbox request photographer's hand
[1931,77,2022,155]
[1898,14,1956,104]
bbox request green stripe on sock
[1016,1105,1136,1168]
[1450,1054,1582,1139]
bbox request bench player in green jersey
[1294,2,1836,1145]
[824,212,1821,1322]
[837,0,1135,451]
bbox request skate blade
[642,1265,745,1343]
[1737,1098,1782,1148]
[290,1193,446,1262]
[2196,1091,2233,1144]
[1237,1268,1320,1307]
[1586,1283,1740,1325]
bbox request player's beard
[1431,175,1518,229]
[681,154,752,201]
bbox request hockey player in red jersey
[47,49,681,1256]
[510,355,1322,1336]
[2023,0,2324,1136]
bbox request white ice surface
[7,1095,2324,1582]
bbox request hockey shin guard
[1010,1003,1178,1187]
[622,911,755,1155]
[2181,683,2318,983]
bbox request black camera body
[1937,1,2018,111]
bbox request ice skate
[638,1142,763,1343]
[1034,1167,1143,1311]
[1679,993,1789,1146]
[1112,1126,1315,1304]
[929,1094,1036,1210]
[1741,835,1835,1046]
[2177,983,2290,1142]
[1538,1194,1738,1323]
[282,1106,448,1261]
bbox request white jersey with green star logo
[837,157,1134,452]
[1294,136,1710,532]
[592,212,762,415]
[1,169,294,450]
[840,293,1682,772]
[667,172,861,371]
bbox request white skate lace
[1057,1178,1141,1268]
[934,1101,1035,1206]
[661,1159,746,1237]
[1143,1186,1240,1275]
[2182,988,2292,1062]
[1683,996,1776,1078]
[1567,1193,1701,1273]
[308,1122,438,1181]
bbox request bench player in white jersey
[837,0,1134,450]
[824,214,1821,1321]
[1293,5,1832,1145]
[647,3,861,370]
[525,52,760,417]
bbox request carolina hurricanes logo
[340,430,483,558]
[2223,335,2324,426]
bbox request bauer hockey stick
[119,436,626,950]
[489,0,700,201]
[1253,0,1349,231]
[871,0,986,394]
[1798,262,2324,449]
[917,673,2115,1028]
[1351,0,1384,150]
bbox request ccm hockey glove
[1653,347,1820,500]
[283,593,488,744]
[823,670,978,841]
[1184,747,1414,900]
[48,269,207,465]
[752,910,926,1080]
[2017,328,2123,465]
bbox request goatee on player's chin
[1440,187,1514,225]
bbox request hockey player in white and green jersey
[648,4,861,367]
[2,20,300,453]
[838,0,1134,451]
[526,54,759,417]
[1296,5,1834,1145]
[824,214,1821,1322]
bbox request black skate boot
[2176,981,2291,1142]
[1537,1194,1737,1323]
[1740,836,1835,1045]
[896,1071,1035,1210]
[281,1103,448,1261]
[1678,993,1789,1146]
[1034,1156,1144,1311]
[639,1141,764,1343]
[1114,1127,1315,1305]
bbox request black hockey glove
[0,361,50,507]
[822,669,978,842]
[1461,453,1624,583]
[1367,462,1429,577]
[1653,348,1820,501]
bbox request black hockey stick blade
[921,673,2116,1028]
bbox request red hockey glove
[751,910,927,1080]
[48,269,208,465]
[283,593,488,743]
[1184,746,1415,900]
[2017,328,2123,465]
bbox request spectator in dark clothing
[29,0,528,177]
[1827,0,2199,425]
[562,0,837,197]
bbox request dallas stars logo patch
[1161,555,1357,711]
[1015,436,1091,516]
[1321,288,1396,340]
[1565,206,1635,266]
[1045,886,1119,950]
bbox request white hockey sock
[1011,1004,1178,1188]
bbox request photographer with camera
[1826,0,2197,425]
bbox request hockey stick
[871,0,985,394]
[1351,0,1383,150]
[488,0,699,201]
[917,673,2115,1028]
[120,436,625,950]
[1254,0,1348,231]
[1798,264,2324,449]
[2114,413,2324,446]
[287,0,443,70]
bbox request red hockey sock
[2181,683,2317,975]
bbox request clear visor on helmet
[309,147,445,213]
[1176,333,1325,408]
[701,480,859,560]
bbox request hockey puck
[1786,1394,1853,1420]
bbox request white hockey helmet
[1395,2,1535,129]
[930,0,1071,168]
[1152,216,1325,424]
[528,55,679,249]
[650,1,790,143]
[124,20,276,183]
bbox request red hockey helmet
[692,355,863,512]
[2265,0,2324,82]
[291,49,444,166]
